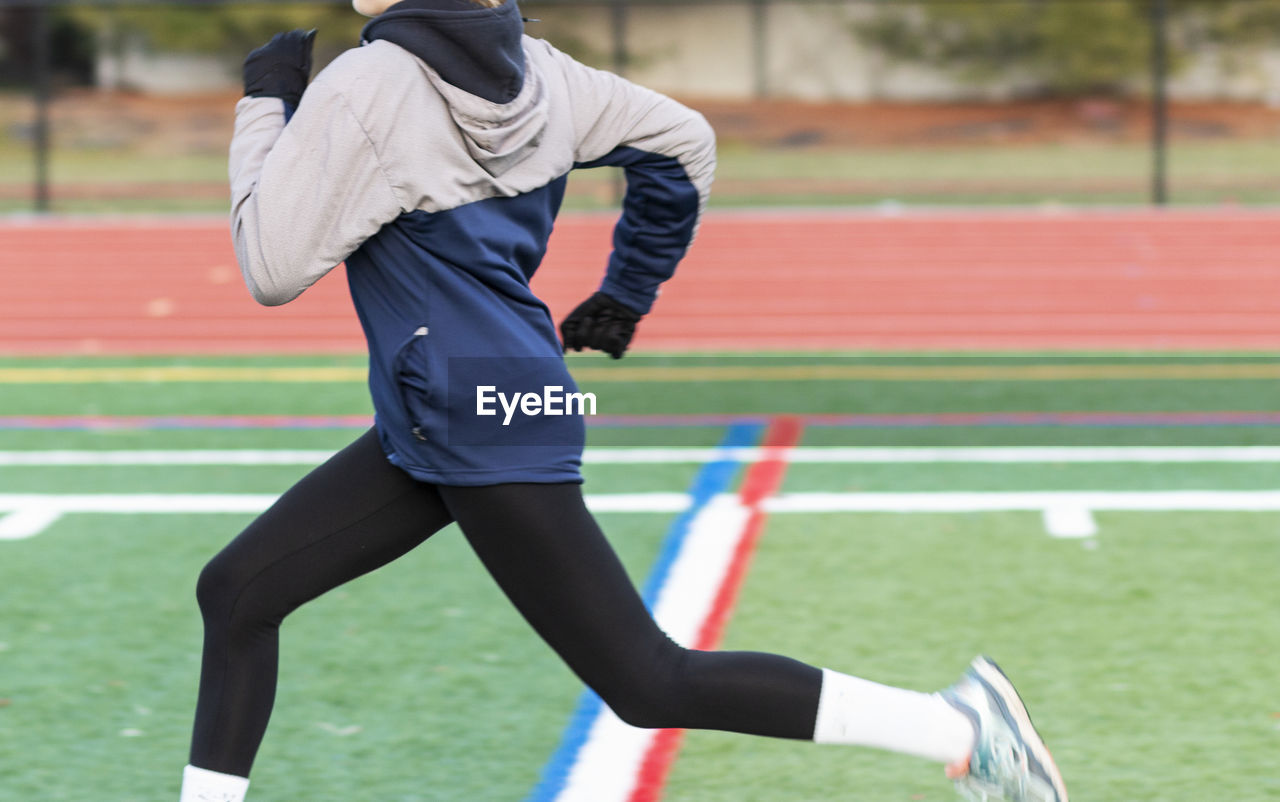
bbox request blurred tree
[0,8,95,88]
[1178,0,1280,73]
[1188,0,1280,43]
[854,0,1280,98]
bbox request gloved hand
[243,29,317,108]
[560,291,642,359]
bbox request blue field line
[523,421,765,802]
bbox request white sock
[812,668,975,764]
[180,764,250,802]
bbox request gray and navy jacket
[228,0,715,485]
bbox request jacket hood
[362,0,525,104]
[362,0,546,177]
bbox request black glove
[243,29,317,109]
[560,291,642,359]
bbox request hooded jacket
[228,0,715,485]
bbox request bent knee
[606,691,681,730]
[195,549,284,631]
[592,648,695,730]
[195,552,240,621]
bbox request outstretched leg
[439,482,823,738]
[439,482,994,789]
[188,429,453,778]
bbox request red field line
[2,210,1279,354]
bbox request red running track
[2,210,1280,354]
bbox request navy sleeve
[575,146,700,316]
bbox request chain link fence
[3,0,1280,213]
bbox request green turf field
[1,353,1278,800]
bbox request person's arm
[555,45,716,317]
[230,36,404,306]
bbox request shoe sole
[969,657,1069,802]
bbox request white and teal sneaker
[941,657,1068,802]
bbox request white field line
[0,450,337,466]
[5,446,1280,466]
[0,507,63,540]
[0,493,280,514]
[760,490,1280,513]
[0,494,273,539]
[3,490,1280,541]
[584,446,1280,464]
[1042,506,1099,538]
[0,493,691,540]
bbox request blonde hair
[356,0,504,16]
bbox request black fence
[3,0,1279,212]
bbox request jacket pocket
[391,326,433,441]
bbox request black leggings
[190,428,822,776]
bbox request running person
[179,1,1068,800]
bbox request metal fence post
[610,0,628,205]
[610,0,628,75]
[33,0,53,213]
[1150,0,1169,206]
[751,0,768,98]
